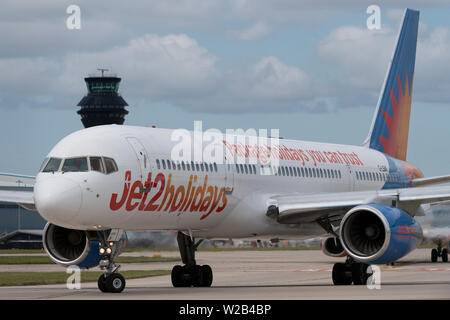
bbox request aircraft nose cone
[34,176,82,223]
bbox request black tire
[431,249,438,262]
[172,265,191,287]
[351,263,370,285]
[200,265,213,287]
[442,249,448,262]
[192,265,203,287]
[332,263,352,285]
[97,275,109,293]
[201,265,213,287]
[105,273,126,293]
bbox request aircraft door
[224,155,234,194]
[346,164,355,191]
[126,137,149,183]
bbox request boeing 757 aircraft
[1,8,449,293]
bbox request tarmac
[0,248,448,300]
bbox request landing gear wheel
[193,265,213,287]
[97,275,108,293]
[431,249,438,262]
[105,273,126,293]
[351,263,370,285]
[200,265,213,287]
[171,265,190,287]
[332,263,352,285]
[173,232,214,288]
[442,249,448,262]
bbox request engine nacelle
[339,204,422,264]
[43,223,102,269]
[321,236,347,257]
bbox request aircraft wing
[268,185,450,225]
[411,174,450,187]
[0,189,35,211]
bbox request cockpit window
[39,158,49,172]
[90,157,104,173]
[62,157,88,172]
[104,157,118,174]
[42,158,62,172]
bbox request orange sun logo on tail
[379,72,413,161]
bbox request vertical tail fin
[363,8,419,161]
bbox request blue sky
[0,1,449,177]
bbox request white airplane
[1,8,450,293]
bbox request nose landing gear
[171,231,213,288]
[96,230,127,293]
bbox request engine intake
[321,236,347,257]
[340,204,422,264]
[43,223,102,269]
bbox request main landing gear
[431,240,448,263]
[332,257,372,286]
[97,230,126,293]
[171,231,213,287]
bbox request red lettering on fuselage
[109,171,227,219]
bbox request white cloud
[317,23,450,105]
[249,56,310,99]
[0,33,319,113]
[1,1,449,114]
[237,22,271,41]
[59,34,220,98]
[318,26,394,90]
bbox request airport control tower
[77,69,129,128]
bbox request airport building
[0,173,45,249]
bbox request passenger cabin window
[42,158,62,172]
[104,157,118,174]
[62,157,88,172]
[90,157,104,173]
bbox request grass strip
[0,270,170,286]
[0,249,45,255]
[0,255,179,265]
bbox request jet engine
[43,223,103,269]
[339,204,422,264]
[321,236,347,257]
